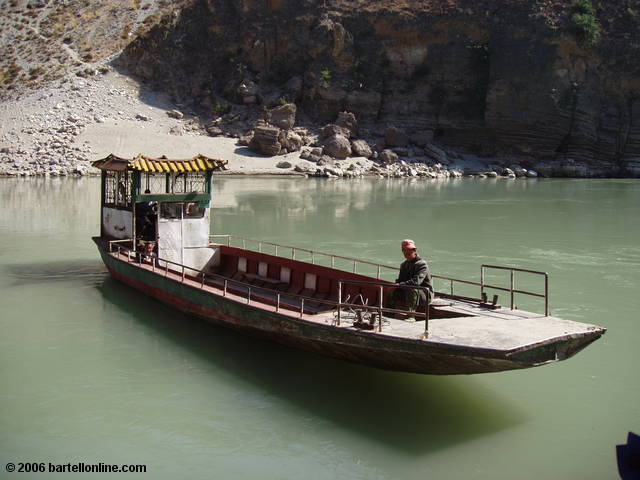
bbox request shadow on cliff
[94,274,525,456]
[109,61,181,113]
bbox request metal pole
[424,289,430,337]
[182,265,185,282]
[353,260,356,273]
[201,273,205,288]
[300,298,304,317]
[377,266,381,279]
[258,242,262,253]
[276,293,280,312]
[247,287,251,304]
[311,252,315,264]
[331,256,335,268]
[545,274,549,316]
[275,245,278,256]
[378,285,384,332]
[337,281,342,326]
[223,279,227,296]
[480,266,485,298]
[510,269,515,310]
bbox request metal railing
[108,239,338,318]
[337,279,432,335]
[106,240,430,334]
[209,234,550,316]
[108,237,550,333]
[210,234,398,279]
[480,265,549,316]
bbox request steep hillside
[0,0,186,97]
[118,0,640,176]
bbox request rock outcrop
[249,125,282,156]
[118,0,640,177]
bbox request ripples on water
[4,260,107,287]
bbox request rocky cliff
[118,0,640,177]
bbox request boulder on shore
[268,103,297,130]
[249,125,282,156]
[323,134,351,159]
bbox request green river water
[0,177,638,479]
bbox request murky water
[0,177,638,479]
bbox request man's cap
[401,239,416,250]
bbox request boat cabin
[92,153,227,271]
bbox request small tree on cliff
[569,0,601,47]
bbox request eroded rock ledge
[118,0,640,177]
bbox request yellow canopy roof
[92,154,228,172]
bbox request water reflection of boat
[91,154,606,375]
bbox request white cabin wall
[102,207,132,239]
[182,209,210,248]
[184,246,219,274]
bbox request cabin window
[304,273,317,291]
[238,257,247,273]
[280,267,291,283]
[142,173,166,194]
[104,171,132,208]
[258,262,268,277]
[184,202,205,218]
[160,202,183,219]
[168,172,207,194]
[159,202,205,219]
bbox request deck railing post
[275,245,278,256]
[331,256,335,268]
[311,252,315,264]
[510,269,515,310]
[181,265,185,282]
[480,266,485,299]
[276,293,280,312]
[424,287,430,337]
[378,285,384,332]
[450,279,453,296]
[258,242,262,253]
[300,298,304,318]
[353,260,356,274]
[247,287,251,304]
[201,273,205,288]
[165,261,168,277]
[377,266,381,280]
[223,279,227,296]
[545,273,549,316]
[337,281,342,326]
[292,249,296,260]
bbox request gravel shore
[0,65,532,180]
[0,66,316,177]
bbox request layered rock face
[119,0,640,176]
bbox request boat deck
[315,307,602,353]
[118,250,602,354]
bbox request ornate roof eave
[92,153,228,173]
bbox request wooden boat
[92,154,606,375]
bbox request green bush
[569,0,600,46]
[319,69,332,88]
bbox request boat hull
[95,240,603,375]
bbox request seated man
[387,239,433,322]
